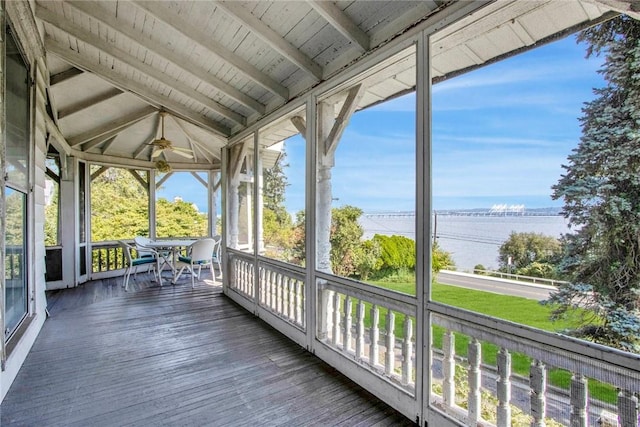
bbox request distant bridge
[363,210,561,218]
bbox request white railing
[229,251,255,298]
[258,258,306,330]
[225,253,640,426]
[317,276,417,395]
[228,250,306,330]
[429,302,640,427]
[470,269,568,287]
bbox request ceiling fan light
[155,159,171,173]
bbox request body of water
[359,213,572,272]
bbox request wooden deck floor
[2,272,415,426]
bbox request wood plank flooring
[2,273,415,426]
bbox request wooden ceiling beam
[66,0,266,116]
[45,38,230,137]
[172,117,221,161]
[290,116,307,138]
[307,1,369,52]
[215,0,323,81]
[100,136,118,154]
[69,105,156,147]
[134,114,161,160]
[58,88,123,120]
[37,5,245,126]
[133,0,289,101]
[49,67,83,86]
[39,9,243,127]
[325,84,364,156]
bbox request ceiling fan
[149,111,193,159]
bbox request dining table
[142,239,197,276]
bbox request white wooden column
[256,152,264,254]
[228,142,247,249]
[60,155,77,287]
[316,99,334,274]
[208,171,220,237]
[149,169,156,239]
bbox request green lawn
[367,278,616,404]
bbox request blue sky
[159,33,606,215]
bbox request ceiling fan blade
[151,148,163,158]
[171,149,193,159]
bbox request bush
[373,234,415,273]
[473,264,487,274]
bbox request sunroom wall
[1,1,48,403]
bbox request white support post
[442,330,455,408]
[618,390,639,427]
[369,305,380,367]
[332,292,341,346]
[342,295,353,353]
[385,310,396,375]
[256,152,264,254]
[355,300,365,360]
[496,347,512,427]
[318,287,332,340]
[570,373,587,427]
[467,339,481,426]
[530,360,547,427]
[295,280,303,325]
[401,315,413,385]
[276,273,283,313]
[228,175,240,249]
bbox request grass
[366,277,618,404]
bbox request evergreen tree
[548,16,640,351]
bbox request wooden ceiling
[30,0,637,168]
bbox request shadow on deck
[2,272,415,426]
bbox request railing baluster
[385,310,395,375]
[275,273,282,312]
[332,292,341,346]
[496,347,512,427]
[369,305,380,367]
[264,270,270,306]
[442,330,455,408]
[319,287,331,340]
[401,314,413,385]
[282,277,289,318]
[467,338,481,425]
[295,280,302,325]
[288,279,295,320]
[270,270,275,308]
[530,360,547,427]
[342,295,353,353]
[355,300,365,360]
[269,270,275,309]
[250,263,254,297]
[570,373,587,427]
[618,389,639,427]
[300,282,306,328]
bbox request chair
[211,235,222,279]
[118,240,162,291]
[173,238,217,288]
[135,236,172,272]
[133,236,155,258]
